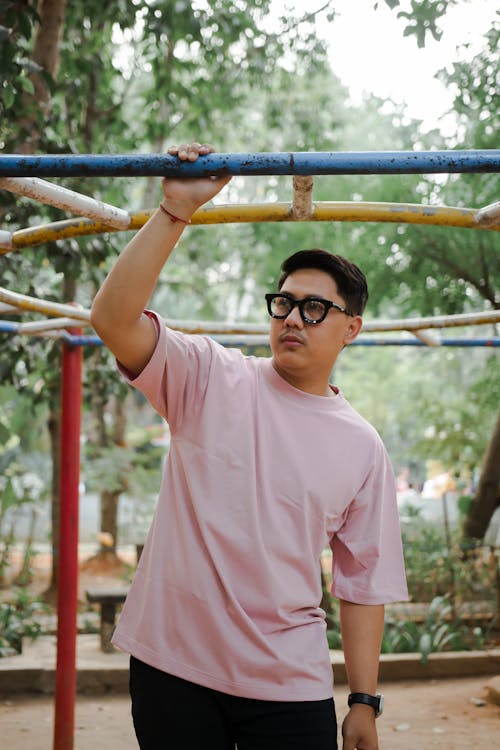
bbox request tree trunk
[13,505,37,586]
[43,276,76,604]
[32,0,67,81]
[100,490,120,554]
[43,402,61,604]
[93,396,127,559]
[463,407,500,539]
[19,0,67,153]
[98,396,127,554]
[0,521,16,588]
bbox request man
[91,143,408,750]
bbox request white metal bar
[476,201,500,227]
[0,302,19,315]
[362,310,500,332]
[169,310,500,334]
[291,176,314,219]
[0,230,13,250]
[0,176,131,229]
[411,330,441,347]
[1,287,499,333]
[18,317,81,333]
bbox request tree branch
[419,234,498,309]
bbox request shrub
[0,587,48,657]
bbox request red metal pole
[53,332,82,750]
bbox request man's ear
[343,315,363,345]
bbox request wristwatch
[347,692,384,718]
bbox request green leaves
[0,587,48,656]
[381,0,456,47]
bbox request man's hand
[342,704,379,750]
[91,142,231,377]
[162,143,232,220]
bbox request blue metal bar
[0,321,20,333]
[1,323,497,348]
[352,338,500,347]
[0,151,499,177]
[62,333,103,346]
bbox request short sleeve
[330,438,408,605]
[117,310,214,433]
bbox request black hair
[277,249,368,316]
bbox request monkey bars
[0,149,498,750]
[1,150,499,253]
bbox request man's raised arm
[90,143,231,377]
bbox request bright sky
[272,0,498,134]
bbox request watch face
[376,693,384,717]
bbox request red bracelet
[159,203,190,224]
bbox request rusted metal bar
[0,150,499,177]
[291,176,314,219]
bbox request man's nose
[284,304,304,327]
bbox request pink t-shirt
[112,313,408,701]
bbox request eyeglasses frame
[265,291,354,324]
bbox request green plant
[0,587,49,657]
[326,628,343,650]
[382,596,487,663]
[402,523,495,604]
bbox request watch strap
[347,692,383,717]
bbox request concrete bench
[85,587,130,653]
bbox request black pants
[130,656,338,750]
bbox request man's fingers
[168,143,215,161]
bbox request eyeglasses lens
[270,296,292,317]
[269,296,327,323]
[302,299,327,322]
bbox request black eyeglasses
[265,292,354,324]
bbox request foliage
[410,353,500,470]
[0,0,335,557]
[82,439,164,497]
[325,511,496,660]
[382,596,487,663]
[0,587,49,656]
[325,592,487,661]
[0,1,498,560]
[329,338,499,488]
[0,1,41,120]
[0,386,50,580]
[380,0,459,47]
[401,522,495,603]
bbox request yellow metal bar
[3,211,153,252]
[0,287,90,322]
[312,202,489,228]
[2,202,498,254]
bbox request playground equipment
[0,150,499,750]
[1,150,499,346]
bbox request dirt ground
[1,676,499,749]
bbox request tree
[0,0,333,585]
[381,0,460,47]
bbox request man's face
[269,268,362,395]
